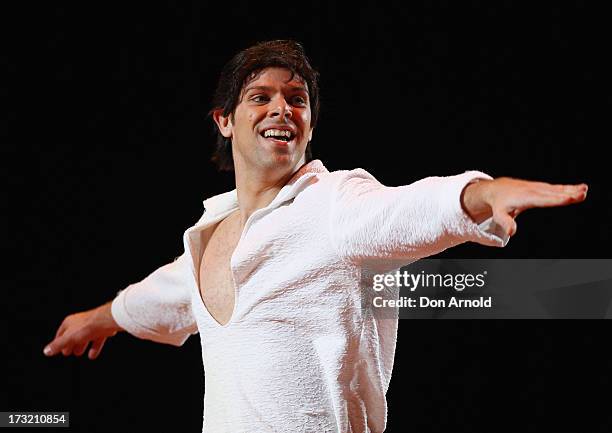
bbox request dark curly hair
[208,40,320,171]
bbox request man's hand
[43,301,124,360]
[461,177,588,239]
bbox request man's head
[209,40,320,172]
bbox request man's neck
[233,157,306,227]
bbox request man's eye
[252,95,269,103]
[292,96,307,105]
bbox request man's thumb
[493,209,518,239]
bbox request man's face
[219,67,313,172]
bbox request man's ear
[307,127,314,142]
[212,109,233,138]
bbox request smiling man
[44,40,587,433]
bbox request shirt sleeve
[328,169,508,267]
[111,252,198,347]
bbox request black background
[3,1,611,432]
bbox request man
[44,40,587,432]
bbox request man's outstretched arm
[461,177,588,238]
[328,169,588,268]
[44,252,199,359]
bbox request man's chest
[198,213,241,326]
[193,198,330,325]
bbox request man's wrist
[461,178,494,224]
[98,301,124,334]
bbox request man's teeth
[263,129,292,139]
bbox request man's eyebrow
[244,85,309,94]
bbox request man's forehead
[242,67,308,92]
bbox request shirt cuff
[111,286,151,338]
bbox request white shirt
[111,160,507,433]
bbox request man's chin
[262,153,296,169]
[258,149,307,173]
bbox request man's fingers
[54,322,67,339]
[44,333,68,357]
[88,338,106,360]
[73,342,89,357]
[531,183,588,199]
[560,183,588,194]
[44,331,80,357]
[491,183,588,239]
[43,344,54,356]
[516,189,587,212]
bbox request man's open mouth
[260,128,295,143]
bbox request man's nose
[269,99,292,120]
